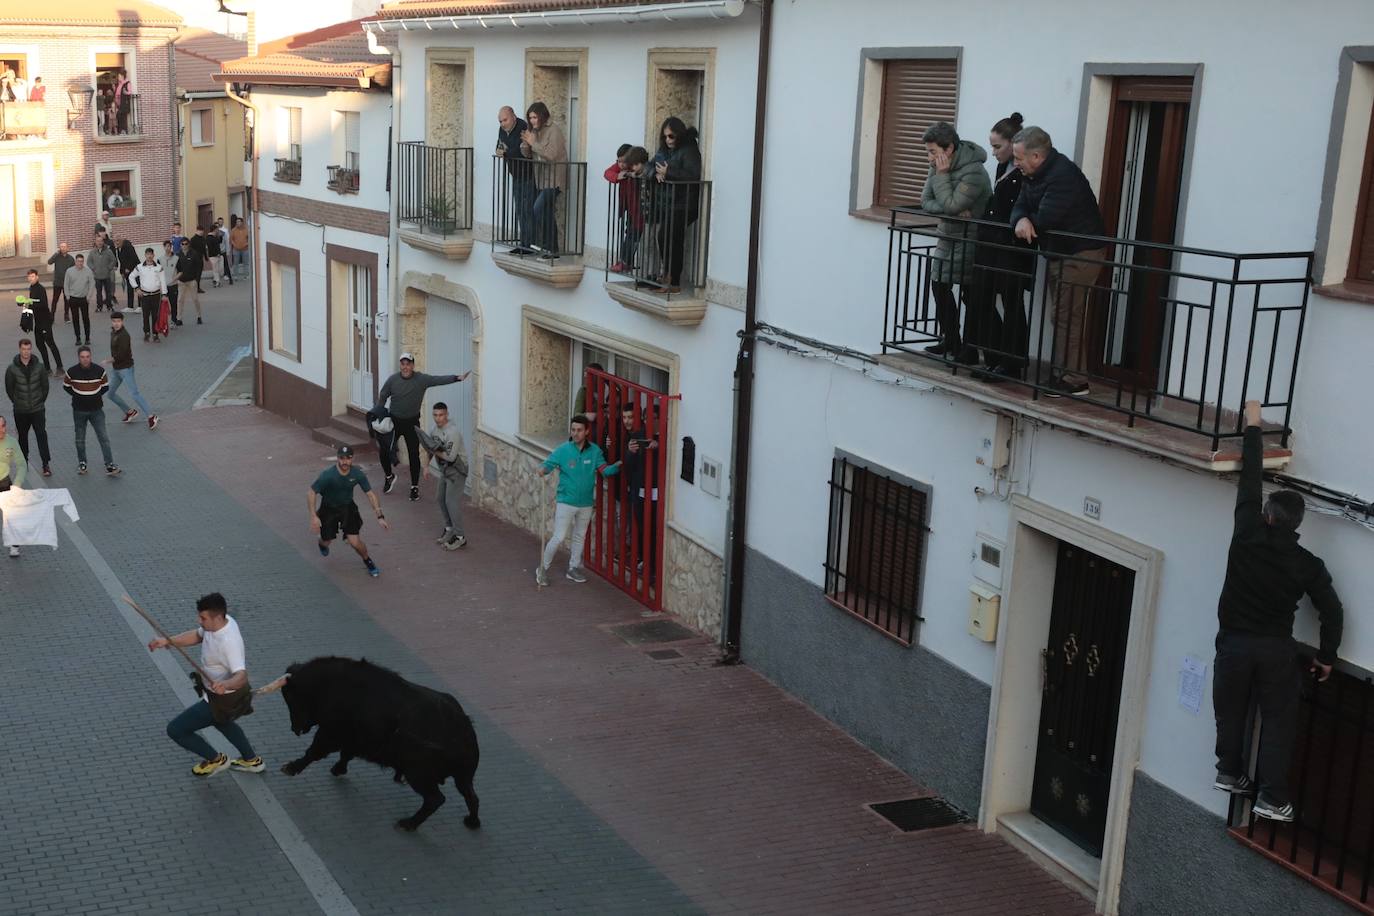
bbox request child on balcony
[605,144,649,274]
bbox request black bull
[278,656,481,831]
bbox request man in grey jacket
[374,353,470,501]
[88,242,119,313]
[420,401,469,550]
[63,253,95,346]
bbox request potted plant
[111,200,136,217]
[425,192,457,234]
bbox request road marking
[58,511,361,916]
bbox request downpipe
[223,83,262,406]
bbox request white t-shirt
[198,615,247,681]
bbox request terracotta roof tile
[0,0,183,28]
[217,19,390,89]
[175,29,248,94]
[372,0,693,19]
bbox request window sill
[603,279,707,326]
[1313,281,1374,305]
[95,134,144,145]
[515,431,562,455]
[191,141,214,148]
[823,593,914,647]
[270,348,301,363]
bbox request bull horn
[255,674,290,695]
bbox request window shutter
[874,58,959,208]
[1350,102,1374,284]
[345,111,360,154]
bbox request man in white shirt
[147,593,265,776]
[130,247,166,342]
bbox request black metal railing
[604,176,712,297]
[882,211,1313,451]
[396,142,472,236]
[96,92,141,137]
[1227,653,1374,909]
[490,156,587,259]
[327,165,360,194]
[0,100,46,140]
[274,158,301,183]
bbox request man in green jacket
[535,414,621,586]
[4,339,52,477]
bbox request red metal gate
[581,367,673,611]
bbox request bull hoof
[395,817,419,832]
[463,815,481,830]
[281,761,303,776]
[330,763,348,777]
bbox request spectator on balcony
[114,70,132,135]
[605,144,649,273]
[27,77,44,103]
[10,75,28,102]
[649,118,702,293]
[0,67,15,102]
[116,236,139,312]
[100,87,116,135]
[106,188,125,211]
[521,101,568,259]
[969,113,1034,382]
[47,243,75,325]
[88,238,117,313]
[919,121,992,364]
[1213,400,1344,824]
[496,106,538,255]
[1010,126,1107,398]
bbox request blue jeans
[108,366,153,417]
[167,700,255,760]
[513,177,536,248]
[73,408,113,466]
[533,188,562,253]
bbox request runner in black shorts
[308,445,389,577]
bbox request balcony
[490,155,587,288]
[274,158,301,184]
[0,100,46,141]
[95,93,141,141]
[396,141,473,260]
[326,165,360,195]
[603,176,712,326]
[879,211,1312,471]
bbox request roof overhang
[363,0,744,34]
[212,71,388,90]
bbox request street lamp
[66,85,93,129]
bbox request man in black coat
[496,105,538,254]
[617,402,661,584]
[5,338,52,476]
[1010,126,1107,398]
[21,269,62,375]
[1212,400,1344,823]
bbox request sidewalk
[162,404,1091,916]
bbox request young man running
[103,312,158,429]
[309,445,389,577]
[147,592,265,777]
[419,401,468,550]
[373,353,470,502]
[535,414,621,586]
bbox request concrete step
[311,413,373,451]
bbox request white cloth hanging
[0,488,80,548]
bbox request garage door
[423,295,475,468]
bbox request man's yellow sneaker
[192,753,230,777]
[231,756,265,773]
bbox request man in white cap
[308,445,389,577]
[373,353,470,502]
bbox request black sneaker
[409,485,420,502]
[1252,795,1295,822]
[1043,376,1090,398]
[1213,772,1255,795]
[105,464,121,476]
[924,341,952,357]
[383,474,396,494]
[197,317,203,325]
[78,462,88,475]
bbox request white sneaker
[7,546,18,558]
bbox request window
[1347,100,1374,285]
[0,53,30,81]
[823,454,930,645]
[94,51,130,94]
[647,49,715,169]
[190,107,213,146]
[278,106,301,161]
[573,343,669,415]
[267,244,300,359]
[344,111,360,171]
[97,165,139,217]
[425,49,472,147]
[1315,50,1374,292]
[525,48,588,161]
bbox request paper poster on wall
[1178,655,1207,715]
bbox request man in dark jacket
[62,345,119,476]
[22,269,62,375]
[1212,400,1344,823]
[5,338,52,476]
[103,311,157,429]
[116,237,140,311]
[374,353,470,501]
[177,241,203,324]
[496,105,538,254]
[47,243,75,324]
[1010,126,1107,398]
[617,402,661,584]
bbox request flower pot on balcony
[111,205,136,217]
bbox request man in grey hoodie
[63,253,95,346]
[88,241,119,313]
[373,353,470,501]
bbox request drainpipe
[367,28,400,378]
[720,0,773,662]
[224,82,262,406]
[176,91,192,224]
[169,38,181,224]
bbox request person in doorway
[0,414,28,557]
[161,240,180,327]
[131,247,166,342]
[113,69,131,135]
[420,401,469,551]
[618,402,660,583]
[176,238,203,325]
[147,593,265,777]
[229,216,249,277]
[534,415,621,587]
[5,339,52,478]
[103,312,157,429]
[309,445,389,578]
[650,117,703,293]
[373,353,471,502]
[496,105,537,254]
[47,243,75,324]
[21,269,62,376]
[63,253,94,346]
[521,101,567,258]
[62,345,118,477]
[1213,400,1344,823]
[88,236,118,313]
[1010,125,1108,398]
[920,121,993,364]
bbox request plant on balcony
[111,202,137,217]
[425,192,457,233]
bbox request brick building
[1,0,182,297]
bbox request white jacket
[0,487,79,548]
[131,262,166,294]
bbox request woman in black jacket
[969,113,1035,380]
[116,237,140,311]
[649,117,703,293]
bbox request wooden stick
[122,594,215,684]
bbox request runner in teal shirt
[536,415,620,585]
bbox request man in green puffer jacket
[920,122,992,362]
[4,339,52,476]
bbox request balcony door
[347,264,374,410]
[1092,76,1193,390]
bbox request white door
[424,295,475,466]
[0,165,15,258]
[347,264,374,408]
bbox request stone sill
[399,227,473,261]
[1313,281,1374,305]
[603,280,707,326]
[875,350,1294,473]
[95,134,143,145]
[491,249,584,288]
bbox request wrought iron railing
[604,176,712,297]
[327,165,360,194]
[274,158,301,184]
[490,155,587,259]
[882,210,1312,451]
[96,92,141,137]
[0,100,46,140]
[396,142,472,236]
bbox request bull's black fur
[278,656,481,832]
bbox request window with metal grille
[873,58,959,208]
[1228,655,1374,909]
[823,455,929,645]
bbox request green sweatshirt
[0,433,27,487]
[542,439,618,508]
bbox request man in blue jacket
[535,414,621,586]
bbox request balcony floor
[875,350,1292,472]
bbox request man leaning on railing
[1212,399,1344,824]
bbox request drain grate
[869,796,971,832]
[646,649,683,660]
[610,619,697,646]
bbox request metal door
[348,265,374,409]
[422,295,474,464]
[1030,541,1135,857]
[0,165,15,258]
